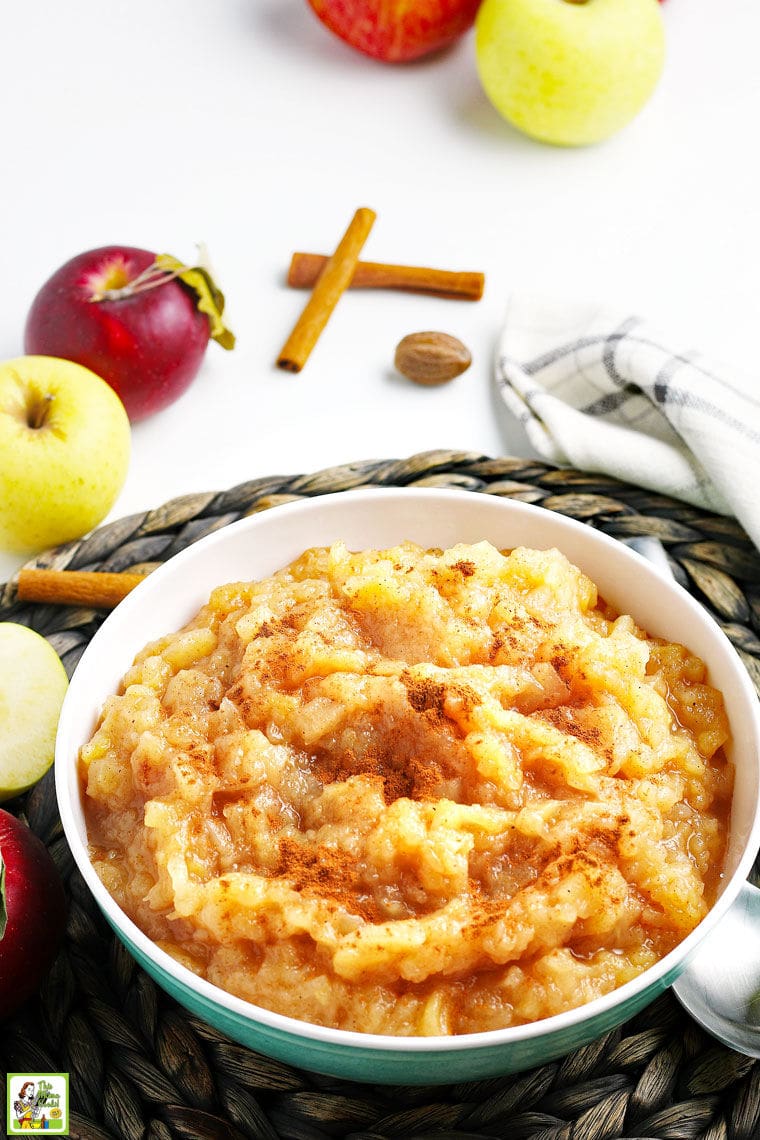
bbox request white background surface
[2,0,759,584]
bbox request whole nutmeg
[394,331,472,387]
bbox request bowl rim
[55,487,760,1053]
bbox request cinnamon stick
[16,568,147,609]
[276,207,377,373]
[288,253,485,301]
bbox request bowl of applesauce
[55,488,760,1084]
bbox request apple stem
[27,393,53,430]
[90,260,186,303]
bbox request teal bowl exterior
[56,489,760,1085]
[106,915,686,1083]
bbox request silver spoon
[622,535,760,1057]
[671,881,760,1056]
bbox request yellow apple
[475,0,666,147]
[0,623,69,800]
[0,356,131,553]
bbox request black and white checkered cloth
[495,298,760,551]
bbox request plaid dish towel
[494,296,760,551]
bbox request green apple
[0,356,131,554]
[475,0,666,147]
[0,623,69,800]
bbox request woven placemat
[3,449,760,1140]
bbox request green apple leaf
[156,252,236,351]
[0,851,7,941]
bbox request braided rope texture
[2,451,760,1140]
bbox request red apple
[0,809,67,1020]
[24,246,233,422]
[307,0,481,62]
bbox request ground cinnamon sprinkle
[402,674,478,729]
[275,837,379,921]
[309,741,444,804]
[380,744,443,803]
[451,559,476,577]
[402,675,448,720]
[538,706,603,749]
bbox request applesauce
[80,540,732,1036]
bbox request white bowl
[55,488,760,1083]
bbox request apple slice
[0,623,69,801]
